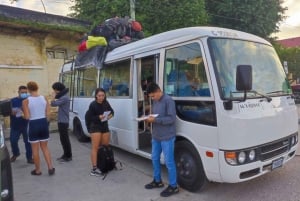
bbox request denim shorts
[28,118,49,142]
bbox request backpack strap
[100,160,123,180]
[114,160,123,170]
[102,173,108,180]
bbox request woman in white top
[22,81,55,176]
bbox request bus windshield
[209,38,292,100]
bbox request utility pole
[130,0,135,20]
[40,0,46,13]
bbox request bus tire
[175,140,207,192]
[73,120,89,142]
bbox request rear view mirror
[236,65,252,91]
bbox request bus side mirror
[236,65,252,91]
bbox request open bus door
[136,54,159,154]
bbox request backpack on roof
[86,36,107,49]
[126,20,144,40]
[131,20,142,32]
[90,17,128,41]
[90,24,114,39]
[104,17,128,39]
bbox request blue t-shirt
[10,97,28,128]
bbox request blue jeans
[10,126,32,160]
[151,137,177,187]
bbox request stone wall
[0,29,79,99]
[0,28,80,128]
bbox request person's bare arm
[45,97,51,121]
[22,99,30,120]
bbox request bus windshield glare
[209,38,292,100]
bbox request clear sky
[0,0,299,40]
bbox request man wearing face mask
[10,85,33,164]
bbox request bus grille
[259,138,290,161]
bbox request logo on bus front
[211,30,238,38]
[238,102,262,113]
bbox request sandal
[48,168,55,176]
[31,170,42,176]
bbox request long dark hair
[94,88,107,102]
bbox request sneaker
[90,168,103,177]
[10,154,20,162]
[57,157,72,163]
[27,159,34,164]
[145,180,164,189]
[56,155,65,161]
[160,185,179,197]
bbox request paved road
[5,123,300,201]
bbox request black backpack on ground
[97,145,116,175]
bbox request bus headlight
[291,134,298,146]
[238,152,246,164]
[225,149,258,166]
[291,136,295,146]
[225,152,237,165]
[249,150,256,161]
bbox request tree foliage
[274,43,300,81]
[137,0,208,35]
[69,0,208,36]
[69,0,130,26]
[205,0,287,38]
[10,0,288,39]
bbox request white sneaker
[90,168,102,177]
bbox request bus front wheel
[73,120,89,142]
[175,140,207,192]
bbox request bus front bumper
[217,144,298,183]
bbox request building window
[46,48,66,59]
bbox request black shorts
[88,122,109,133]
[28,118,49,143]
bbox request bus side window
[164,42,211,97]
[100,59,131,97]
[166,68,177,96]
[75,67,98,97]
[115,83,129,96]
[178,71,194,96]
[102,77,113,94]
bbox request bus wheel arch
[175,139,207,192]
[73,118,89,142]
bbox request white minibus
[60,27,298,192]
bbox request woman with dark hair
[85,88,114,176]
[51,82,72,162]
[22,81,55,176]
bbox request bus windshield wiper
[251,90,272,102]
[266,90,285,95]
